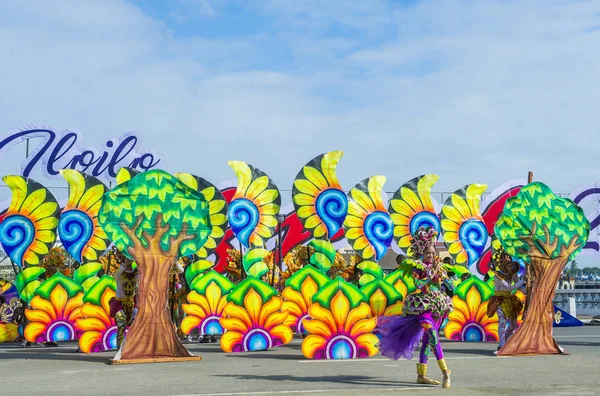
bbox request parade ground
[0,326,598,396]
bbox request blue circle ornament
[315,188,348,238]
[58,210,94,262]
[227,198,260,248]
[459,219,488,265]
[0,215,35,267]
[364,211,394,261]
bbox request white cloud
[1,0,600,202]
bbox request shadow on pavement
[213,374,429,388]
[224,353,302,360]
[0,348,112,364]
[441,346,495,357]
[556,340,600,347]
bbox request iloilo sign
[0,127,161,182]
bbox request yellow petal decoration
[301,291,377,360]
[219,287,292,352]
[77,287,118,353]
[343,176,393,261]
[0,175,59,268]
[57,170,109,264]
[441,184,489,267]
[444,282,499,342]
[292,151,348,239]
[175,173,229,258]
[24,286,84,343]
[181,283,229,336]
[388,175,440,255]
[228,161,281,248]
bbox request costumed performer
[487,247,525,353]
[110,250,139,348]
[375,226,454,388]
[169,259,186,337]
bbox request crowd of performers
[0,226,528,389]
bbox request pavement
[0,326,599,396]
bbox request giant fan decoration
[181,261,235,337]
[282,240,333,334]
[219,248,292,352]
[441,184,489,269]
[444,277,499,342]
[292,151,348,239]
[227,161,281,248]
[343,176,393,261]
[58,170,110,263]
[99,169,212,362]
[176,173,229,258]
[24,272,84,343]
[77,275,119,353]
[302,278,378,360]
[0,175,59,269]
[383,267,417,301]
[388,174,441,255]
[495,182,589,356]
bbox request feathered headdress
[409,225,438,257]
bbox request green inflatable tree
[495,182,589,355]
[99,170,211,361]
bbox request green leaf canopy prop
[99,169,211,362]
[494,182,589,356]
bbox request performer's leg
[497,308,508,349]
[421,313,450,388]
[416,313,441,386]
[506,316,517,340]
[116,311,126,348]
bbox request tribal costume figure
[108,249,139,348]
[375,226,454,388]
[487,247,525,352]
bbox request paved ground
[0,326,598,396]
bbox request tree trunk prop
[116,216,197,362]
[499,232,580,356]
[498,257,564,355]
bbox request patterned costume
[375,226,453,388]
[487,248,524,350]
[111,264,139,348]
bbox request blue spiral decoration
[409,211,441,235]
[228,198,260,248]
[363,211,394,261]
[458,219,488,265]
[315,188,348,238]
[59,210,94,263]
[0,215,35,267]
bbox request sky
[1,0,600,266]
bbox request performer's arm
[413,268,430,291]
[513,274,526,291]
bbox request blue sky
[1,0,600,265]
